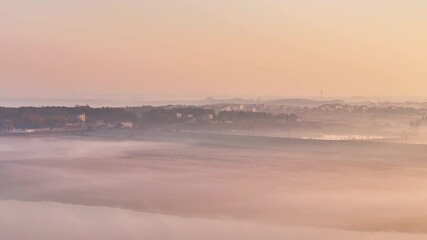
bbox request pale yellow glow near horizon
[1,0,426,99]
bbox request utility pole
[321,90,323,102]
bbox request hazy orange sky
[1,0,426,99]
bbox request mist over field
[2,0,427,238]
[2,132,427,239]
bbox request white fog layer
[1,132,427,239]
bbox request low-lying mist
[1,133,427,239]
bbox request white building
[78,113,86,122]
[121,122,133,128]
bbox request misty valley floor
[1,131,427,239]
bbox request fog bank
[1,200,425,240]
[2,134,427,238]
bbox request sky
[1,0,427,100]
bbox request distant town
[1,99,427,142]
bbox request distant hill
[199,97,345,107]
[198,97,260,105]
[267,98,345,106]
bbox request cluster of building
[318,104,361,113]
[213,104,301,115]
[219,104,262,113]
[66,113,134,130]
[213,103,371,115]
[175,112,215,123]
[0,113,135,134]
[65,113,87,129]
